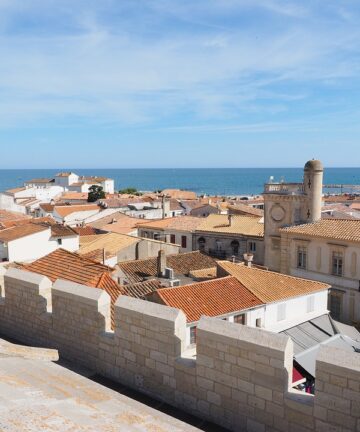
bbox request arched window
[198,237,206,251]
[231,240,240,255]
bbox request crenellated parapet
[0,268,358,431]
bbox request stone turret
[303,159,324,222]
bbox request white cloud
[0,0,359,128]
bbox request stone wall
[0,268,359,432]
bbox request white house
[0,223,79,263]
[53,204,101,227]
[54,172,79,188]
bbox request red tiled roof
[54,204,99,218]
[118,251,217,283]
[72,226,103,236]
[39,203,55,212]
[120,279,162,299]
[149,276,263,323]
[22,249,121,328]
[0,223,49,242]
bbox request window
[249,241,256,253]
[297,246,307,269]
[57,238,62,245]
[198,237,206,251]
[215,240,222,251]
[231,240,240,255]
[154,233,160,241]
[181,236,187,249]
[234,314,245,325]
[170,234,176,244]
[332,252,343,276]
[256,318,262,328]
[190,326,197,344]
[330,294,342,320]
[306,296,315,313]
[277,303,286,321]
[271,238,280,250]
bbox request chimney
[157,250,166,277]
[243,253,254,268]
[228,214,233,226]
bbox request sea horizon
[1,167,360,196]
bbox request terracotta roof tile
[50,224,78,238]
[0,223,49,242]
[39,203,55,212]
[161,189,197,200]
[73,226,104,236]
[89,211,142,234]
[21,249,120,328]
[61,192,89,200]
[218,261,330,303]
[79,232,139,258]
[54,204,99,218]
[138,216,204,232]
[280,219,360,242]
[121,279,162,299]
[227,203,264,217]
[118,251,217,283]
[24,178,54,184]
[189,267,217,281]
[196,214,264,237]
[150,276,263,323]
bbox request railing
[264,182,304,194]
[208,249,228,259]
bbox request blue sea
[0,168,360,196]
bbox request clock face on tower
[270,204,286,222]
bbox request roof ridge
[155,275,237,293]
[219,261,330,288]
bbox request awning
[292,366,306,386]
[294,334,360,378]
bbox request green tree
[119,187,142,196]
[88,185,106,202]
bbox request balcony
[264,182,304,195]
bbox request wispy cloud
[0,0,360,131]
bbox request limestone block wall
[0,268,359,432]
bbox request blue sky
[1,0,360,168]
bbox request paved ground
[0,354,201,431]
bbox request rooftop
[121,279,162,299]
[218,261,330,303]
[5,187,27,195]
[161,189,197,200]
[22,248,113,284]
[61,192,89,200]
[22,249,121,327]
[39,203,55,212]
[196,214,264,237]
[54,204,100,218]
[139,216,204,232]
[79,232,139,259]
[280,219,360,242]
[149,276,263,323]
[118,251,217,283]
[24,178,54,184]
[227,203,264,217]
[0,223,49,243]
[89,211,143,234]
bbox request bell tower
[263,159,323,271]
